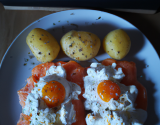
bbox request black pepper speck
[79,48,82,52]
[25,59,29,62]
[69,44,72,47]
[72,73,76,76]
[24,63,27,66]
[29,55,34,59]
[70,23,78,28]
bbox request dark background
[0,0,160,11]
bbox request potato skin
[26,28,60,63]
[103,29,131,60]
[60,30,101,61]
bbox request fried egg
[23,65,81,125]
[83,63,147,125]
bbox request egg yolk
[97,80,121,102]
[42,80,66,108]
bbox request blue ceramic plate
[0,9,160,125]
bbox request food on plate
[17,59,147,125]
[103,29,131,60]
[26,28,60,63]
[102,59,147,110]
[60,30,101,61]
[83,58,147,125]
[17,61,87,125]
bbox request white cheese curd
[46,65,66,78]
[23,65,81,125]
[83,62,147,125]
[86,109,147,125]
[58,105,68,124]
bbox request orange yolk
[42,80,66,108]
[97,80,121,102]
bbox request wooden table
[0,3,160,64]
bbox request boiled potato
[103,29,131,60]
[60,30,101,61]
[26,28,60,63]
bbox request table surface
[0,3,160,64]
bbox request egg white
[23,65,81,125]
[83,63,147,125]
